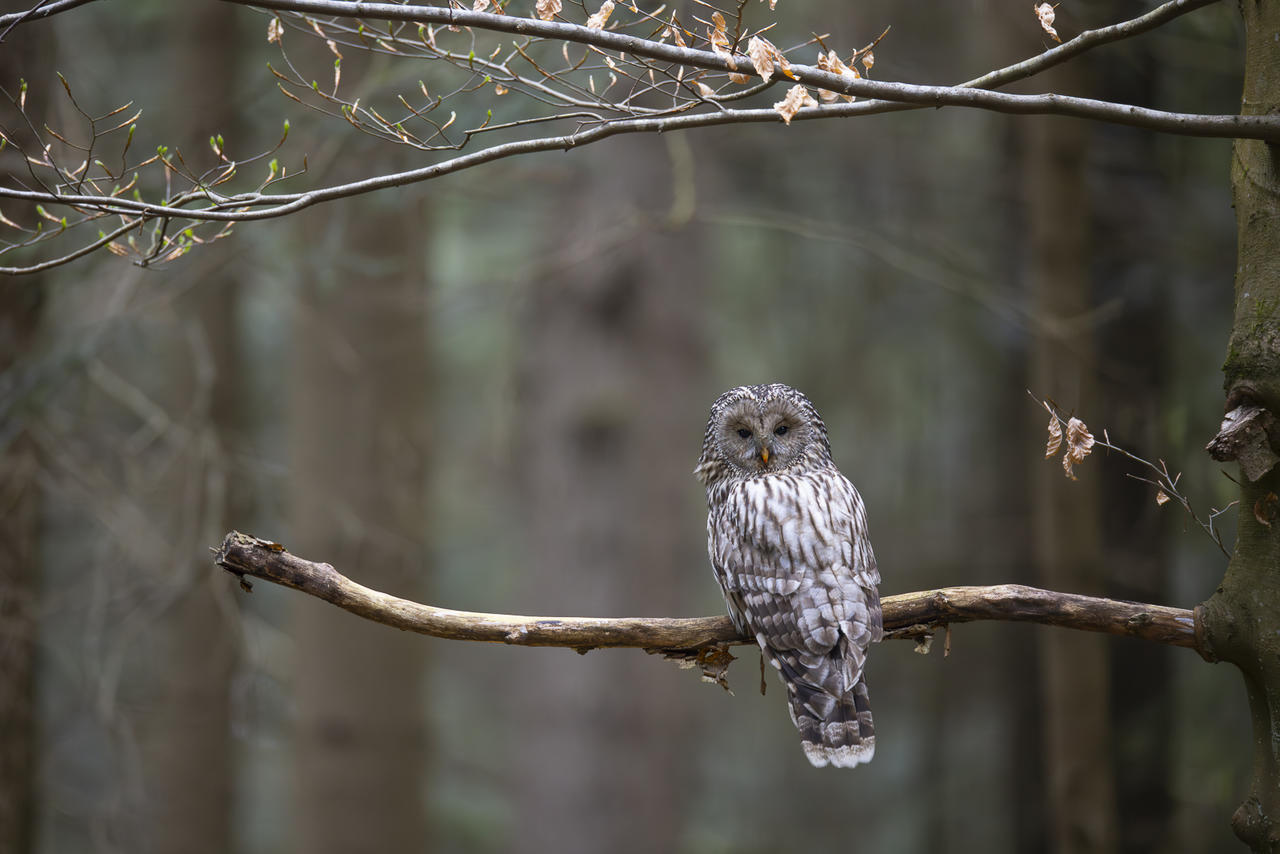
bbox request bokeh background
[1,0,1254,851]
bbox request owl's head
[696,383,833,482]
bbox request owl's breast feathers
[705,468,882,655]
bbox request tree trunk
[134,8,245,852]
[1200,2,1280,850]
[289,193,432,854]
[0,23,50,854]
[506,139,707,854]
[1024,97,1120,854]
[0,264,41,854]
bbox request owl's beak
[760,446,770,465]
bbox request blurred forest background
[0,0,1256,851]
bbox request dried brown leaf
[535,0,560,20]
[1045,414,1062,458]
[1155,490,1170,506]
[815,50,858,102]
[1035,3,1061,42]
[1066,417,1095,464]
[773,84,817,125]
[708,11,730,56]
[861,50,875,74]
[586,0,614,29]
[267,17,283,44]
[694,81,717,98]
[746,36,776,83]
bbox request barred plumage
[695,383,882,768]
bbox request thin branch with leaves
[1032,391,1235,558]
[0,0,1263,274]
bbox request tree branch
[0,0,1252,274]
[229,0,1273,140]
[213,532,1205,655]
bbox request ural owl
[695,383,882,768]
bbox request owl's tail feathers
[790,676,875,769]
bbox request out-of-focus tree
[287,193,432,852]
[503,136,707,853]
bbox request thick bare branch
[213,532,1204,654]
[0,0,100,32]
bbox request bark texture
[1201,2,1280,849]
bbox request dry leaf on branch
[1066,417,1095,462]
[746,36,793,84]
[1156,490,1170,506]
[1060,416,1094,480]
[586,0,614,29]
[535,0,561,21]
[1045,414,1063,458]
[1035,3,1061,42]
[815,50,859,102]
[773,84,817,125]
[708,12,730,56]
[267,17,283,44]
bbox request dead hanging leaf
[773,84,817,125]
[1058,416,1094,480]
[473,0,489,10]
[1035,3,1061,42]
[747,36,776,83]
[694,81,717,98]
[1045,414,1063,458]
[1155,490,1171,506]
[815,50,858,102]
[586,0,614,29]
[1254,492,1278,528]
[535,0,560,20]
[746,36,793,84]
[267,17,283,44]
[494,83,508,95]
[708,11,730,56]
[665,13,688,47]
[861,49,875,74]
[1066,417,1095,463]
[765,0,778,9]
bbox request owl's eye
[737,428,752,439]
[774,425,789,436]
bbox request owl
[695,383,882,768]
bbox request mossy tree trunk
[1199,1,1280,850]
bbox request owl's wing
[709,471,881,689]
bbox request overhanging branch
[213,532,1204,654]
[228,0,1274,140]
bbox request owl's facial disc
[718,397,808,473]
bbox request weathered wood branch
[214,531,1204,655]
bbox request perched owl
[695,383,883,768]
